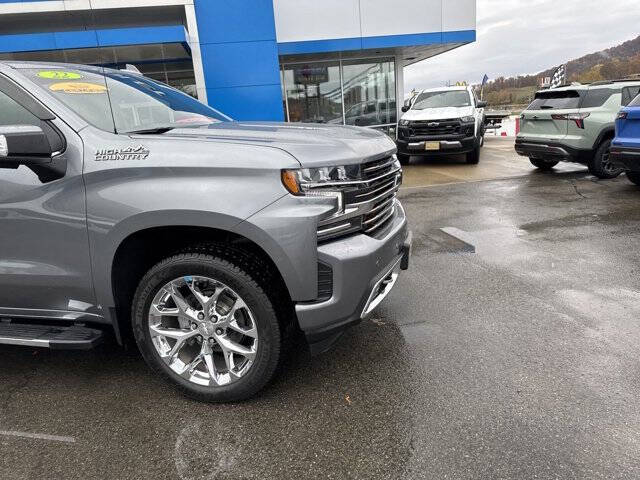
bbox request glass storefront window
[282,61,343,124]
[282,57,396,128]
[342,59,396,127]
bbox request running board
[0,321,103,350]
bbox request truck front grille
[409,119,461,136]
[318,156,401,241]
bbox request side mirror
[477,100,488,108]
[0,125,66,182]
[0,125,53,162]
[401,105,410,113]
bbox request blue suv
[611,93,640,185]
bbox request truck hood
[157,121,397,167]
[401,106,474,121]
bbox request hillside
[483,35,640,107]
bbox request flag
[550,64,566,89]
[482,74,489,86]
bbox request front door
[0,75,97,319]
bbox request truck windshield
[22,66,231,134]
[412,90,472,110]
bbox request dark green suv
[515,80,640,178]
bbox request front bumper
[397,135,477,156]
[610,146,640,172]
[297,201,411,354]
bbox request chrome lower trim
[361,257,402,318]
[0,337,50,348]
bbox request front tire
[627,172,640,186]
[466,146,480,164]
[132,252,282,403]
[588,139,623,179]
[530,158,559,171]
[397,153,411,165]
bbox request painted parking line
[0,430,76,443]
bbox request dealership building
[0,0,476,130]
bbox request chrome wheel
[149,276,258,387]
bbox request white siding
[442,0,476,32]
[273,0,475,44]
[360,0,442,38]
[273,0,361,43]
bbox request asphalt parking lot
[2,138,640,480]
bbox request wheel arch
[593,127,615,150]
[97,213,297,344]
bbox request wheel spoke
[217,335,256,360]
[150,304,180,317]
[150,325,198,360]
[184,277,209,308]
[228,318,257,338]
[222,349,240,379]
[168,283,193,316]
[177,354,204,379]
[203,353,219,385]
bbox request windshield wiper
[124,127,176,135]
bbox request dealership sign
[294,66,329,85]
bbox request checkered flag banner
[550,64,566,89]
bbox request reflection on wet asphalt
[2,145,640,479]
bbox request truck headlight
[460,116,475,123]
[281,165,359,215]
[399,120,410,126]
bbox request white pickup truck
[396,86,486,165]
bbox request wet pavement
[402,136,584,188]
[2,142,640,479]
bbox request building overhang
[278,30,475,67]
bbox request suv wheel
[132,252,281,403]
[397,153,411,165]
[627,172,640,186]
[530,158,559,171]
[588,139,623,179]
[466,146,480,164]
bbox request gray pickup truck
[0,62,411,402]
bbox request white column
[395,56,404,121]
[184,3,208,103]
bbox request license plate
[425,141,440,151]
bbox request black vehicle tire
[588,139,623,179]
[466,146,480,164]
[529,158,559,171]
[627,172,640,186]
[132,252,282,403]
[397,153,411,165]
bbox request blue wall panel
[194,0,284,121]
[206,84,284,121]
[199,41,281,89]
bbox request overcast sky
[404,0,640,93]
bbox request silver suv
[516,80,640,178]
[0,62,411,402]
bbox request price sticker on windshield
[38,71,83,80]
[49,82,107,94]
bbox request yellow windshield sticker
[49,82,107,94]
[38,70,83,80]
